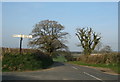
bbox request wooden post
[20,37,23,54]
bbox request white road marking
[72,66,78,70]
[84,72,103,81]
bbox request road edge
[66,62,120,75]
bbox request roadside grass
[53,56,67,62]
[68,61,120,74]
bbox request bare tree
[28,20,69,56]
[76,27,101,55]
[95,42,102,52]
[100,45,112,53]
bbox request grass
[68,61,120,74]
[53,56,67,62]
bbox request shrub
[2,52,53,72]
[76,52,120,65]
[2,47,41,55]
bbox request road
[2,62,119,81]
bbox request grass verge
[68,61,120,74]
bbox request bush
[2,52,53,72]
[76,52,120,65]
[2,47,41,54]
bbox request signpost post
[12,34,32,54]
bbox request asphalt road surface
[2,62,119,81]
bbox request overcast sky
[2,2,118,51]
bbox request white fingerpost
[12,34,32,54]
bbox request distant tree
[76,27,101,55]
[100,45,112,53]
[28,20,69,56]
[95,42,102,52]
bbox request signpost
[12,34,32,54]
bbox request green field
[53,56,67,62]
